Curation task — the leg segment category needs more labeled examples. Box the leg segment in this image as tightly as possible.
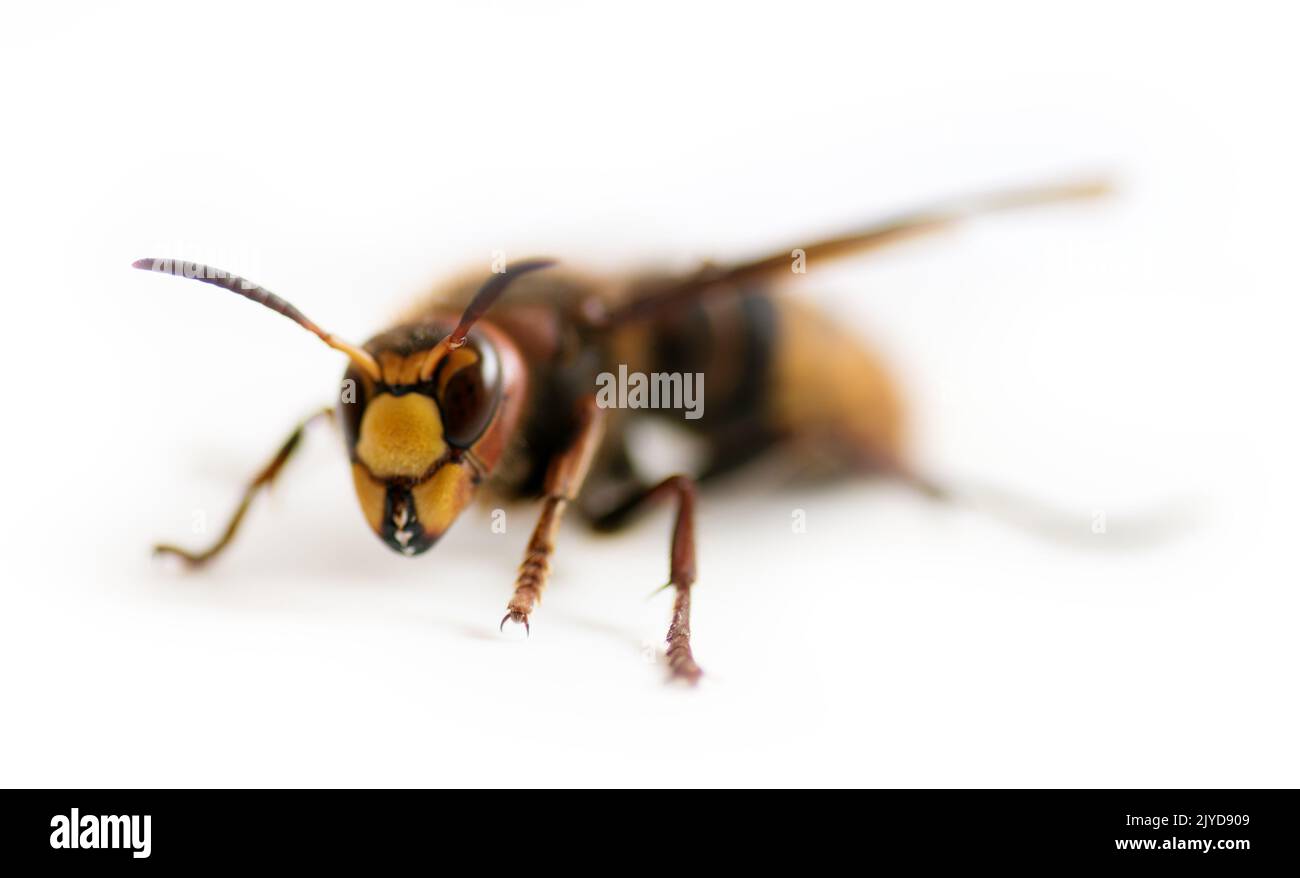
[589,475,703,683]
[501,397,606,632]
[154,407,334,566]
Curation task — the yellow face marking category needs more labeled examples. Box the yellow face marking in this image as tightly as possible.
[355,392,447,479]
[436,346,480,397]
[377,351,427,387]
[410,462,474,536]
[350,462,387,533]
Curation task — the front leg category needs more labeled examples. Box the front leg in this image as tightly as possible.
[501,396,605,633]
[155,407,334,566]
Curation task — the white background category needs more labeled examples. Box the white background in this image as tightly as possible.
[2,1,1298,787]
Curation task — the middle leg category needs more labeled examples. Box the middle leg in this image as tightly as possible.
[586,474,703,683]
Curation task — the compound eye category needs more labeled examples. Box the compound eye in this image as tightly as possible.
[339,364,371,452]
[434,339,502,448]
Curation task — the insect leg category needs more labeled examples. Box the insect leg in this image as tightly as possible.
[154,407,335,566]
[828,435,1189,548]
[501,396,606,633]
[585,475,703,684]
